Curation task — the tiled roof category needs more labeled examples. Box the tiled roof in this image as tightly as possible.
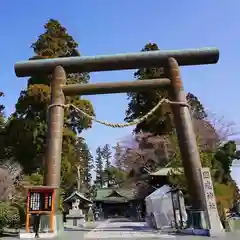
[150,167,183,176]
[63,191,92,203]
[100,197,129,203]
[95,188,136,201]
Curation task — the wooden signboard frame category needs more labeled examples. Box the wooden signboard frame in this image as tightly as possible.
[25,186,56,233]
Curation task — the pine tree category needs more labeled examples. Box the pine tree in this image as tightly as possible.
[95,146,104,188]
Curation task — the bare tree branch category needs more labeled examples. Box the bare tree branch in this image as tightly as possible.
[206,111,240,145]
[113,132,171,173]
[0,161,23,201]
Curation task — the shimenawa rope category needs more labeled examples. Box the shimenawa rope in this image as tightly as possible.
[48,98,189,128]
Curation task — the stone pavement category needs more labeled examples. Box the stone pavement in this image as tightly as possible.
[83,219,175,239]
[83,218,240,240]
[1,219,240,239]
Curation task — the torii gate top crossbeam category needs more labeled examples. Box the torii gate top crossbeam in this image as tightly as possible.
[14,47,219,77]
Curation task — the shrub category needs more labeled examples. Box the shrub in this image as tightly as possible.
[0,202,21,230]
[11,202,26,226]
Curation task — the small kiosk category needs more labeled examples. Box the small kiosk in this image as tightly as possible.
[21,186,61,238]
[145,185,188,230]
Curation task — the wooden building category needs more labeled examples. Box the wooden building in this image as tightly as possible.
[94,188,142,219]
[148,167,183,188]
[93,168,183,220]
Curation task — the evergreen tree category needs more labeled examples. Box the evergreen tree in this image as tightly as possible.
[0,92,13,163]
[113,142,123,168]
[73,137,86,191]
[125,43,210,135]
[125,43,172,134]
[101,144,112,187]
[215,140,239,183]
[186,93,207,120]
[95,146,104,188]
[0,92,5,129]
[0,92,6,161]
[102,144,112,169]
[4,19,94,189]
[74,137,94,192]
[82,142,94,190]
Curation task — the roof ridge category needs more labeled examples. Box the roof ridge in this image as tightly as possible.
[63,190,92,203]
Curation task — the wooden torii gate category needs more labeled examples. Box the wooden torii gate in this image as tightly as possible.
[14,47,219,225]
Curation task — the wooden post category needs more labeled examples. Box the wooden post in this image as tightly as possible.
[167,57,207,212]
[26,191,30,232]
[44,66,66,212]
[50,189,56,232]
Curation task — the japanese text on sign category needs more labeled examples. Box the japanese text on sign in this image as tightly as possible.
[208,201,216,209]
[204,181,213,190]
[29,191,53,212]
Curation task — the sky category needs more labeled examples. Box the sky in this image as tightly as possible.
[1,0,240,184]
